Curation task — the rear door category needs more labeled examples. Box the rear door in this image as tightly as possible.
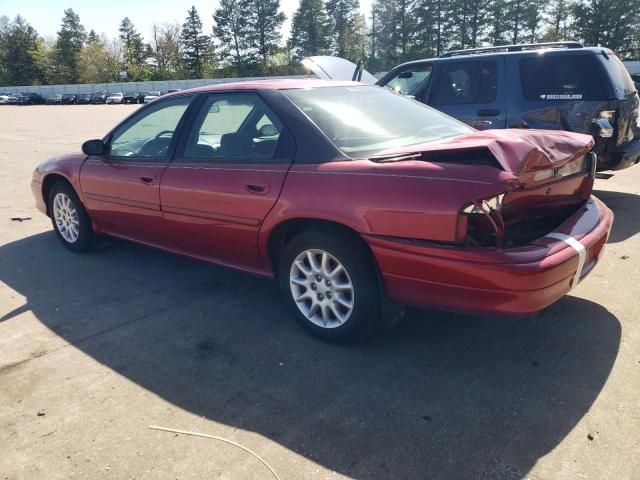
[160,92,295,272]
[427,59,506,130]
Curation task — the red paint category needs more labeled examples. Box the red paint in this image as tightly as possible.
[31,80,614,316]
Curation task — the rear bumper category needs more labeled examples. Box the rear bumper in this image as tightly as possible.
[600,138,640,171]
[366,196,613,315]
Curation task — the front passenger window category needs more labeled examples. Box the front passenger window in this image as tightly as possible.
[109,95,193,159]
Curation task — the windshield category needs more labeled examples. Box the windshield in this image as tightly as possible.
[283,85,471,157]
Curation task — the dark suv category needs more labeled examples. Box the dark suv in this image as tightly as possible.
[377,42,640,171]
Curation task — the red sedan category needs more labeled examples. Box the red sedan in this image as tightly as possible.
[31,80,613,342]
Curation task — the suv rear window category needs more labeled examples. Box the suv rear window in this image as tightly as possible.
[519,55,605,101]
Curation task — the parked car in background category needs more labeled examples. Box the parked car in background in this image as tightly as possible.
[309,42,640,171]
[31,80,613,342]
[6,94,19,104]
[378,43,640,171]
[16,92,44,105]
[143,91,161,103]
[61,94,77,105]
[46,94,63,105]
[76,93,92,104]
[106,92,124,104]
[135,91,150,103]
[90,91,109,104]
[167,88,181,94]
[0,93,13,104]
[122,92,139,104]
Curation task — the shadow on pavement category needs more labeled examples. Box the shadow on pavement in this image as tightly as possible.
[0,232,621,479]
[594,189,640,244]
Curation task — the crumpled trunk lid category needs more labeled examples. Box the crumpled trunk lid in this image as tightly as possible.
[376,128,594,178]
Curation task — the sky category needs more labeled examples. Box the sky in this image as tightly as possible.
[0,0,373,42]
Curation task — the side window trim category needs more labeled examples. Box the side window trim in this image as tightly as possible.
[174,91,294,164]
[105,94,197,162]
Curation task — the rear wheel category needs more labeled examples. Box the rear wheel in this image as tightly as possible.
[279,227,381,343]
[48,181,93,252]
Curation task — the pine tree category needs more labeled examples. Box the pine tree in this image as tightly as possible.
[573,0,640,55]
[50,8,85,83]
[288,0,332,59]
[245,0,286,69]
[213,0,251,73]
[542,0,574,41]
[119,17,146,77]
[181,6,211,78]
[87,29,99,44]
[326,0,362,59]
[0,15,45,85]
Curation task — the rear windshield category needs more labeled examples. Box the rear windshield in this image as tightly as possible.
[283,85,471,157]
[600,53,637,97]
[519,55,605,101]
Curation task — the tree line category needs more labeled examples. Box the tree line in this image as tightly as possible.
[1,0,639,87]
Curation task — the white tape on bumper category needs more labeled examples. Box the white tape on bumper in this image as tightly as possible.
[546,233,586,289]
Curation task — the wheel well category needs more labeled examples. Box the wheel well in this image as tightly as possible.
[267,219,368,275]
[42,174,73,216]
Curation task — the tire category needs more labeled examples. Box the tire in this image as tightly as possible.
[48,181,94,253]
[279,226,381,343]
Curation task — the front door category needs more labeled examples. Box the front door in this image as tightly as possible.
[80,95,194,243]
[160,92,294,272]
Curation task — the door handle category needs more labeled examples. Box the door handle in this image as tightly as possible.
[246,183,270,195]
[477,109,500,117]
[140,176,157,185]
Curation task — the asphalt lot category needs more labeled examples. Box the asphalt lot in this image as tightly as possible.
[0,105,639,480]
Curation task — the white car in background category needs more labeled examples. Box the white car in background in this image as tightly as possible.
[0,92,13,104]
[143,91,162,103]
[106,92,124,104]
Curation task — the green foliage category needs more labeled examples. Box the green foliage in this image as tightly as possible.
[2,0,640,87]
[573,0,640,55]
[0,15,45,86]
[119,17,146,79]
[246,0,286,66]
[181,6,212,78]
[77,36,119,83]
[213,0,251,73]
[288,0,332,59]
[49,8,85,84]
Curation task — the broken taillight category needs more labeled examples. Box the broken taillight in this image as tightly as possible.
[458,193,506,247]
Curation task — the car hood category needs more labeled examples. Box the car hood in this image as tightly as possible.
[374,129,595,176]
[300,56,377,84]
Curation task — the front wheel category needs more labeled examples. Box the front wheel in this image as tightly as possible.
[279,227,381,343]
[48,182,94,252]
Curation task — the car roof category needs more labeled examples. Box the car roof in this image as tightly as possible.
[391,46,610,69]
[171,79,364,96]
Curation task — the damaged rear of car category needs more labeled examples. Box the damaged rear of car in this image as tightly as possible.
[280,84,613,317]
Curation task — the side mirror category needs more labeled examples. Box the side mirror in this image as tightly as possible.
[82,139,107,156]
[258,124,279,137]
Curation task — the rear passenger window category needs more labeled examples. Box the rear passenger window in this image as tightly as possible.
[431,61,497,105]
[519,55,605,101]
[182,93,284,162]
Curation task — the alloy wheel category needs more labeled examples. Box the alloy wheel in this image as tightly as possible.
[52,192,80,243]
[289,249,355,328]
